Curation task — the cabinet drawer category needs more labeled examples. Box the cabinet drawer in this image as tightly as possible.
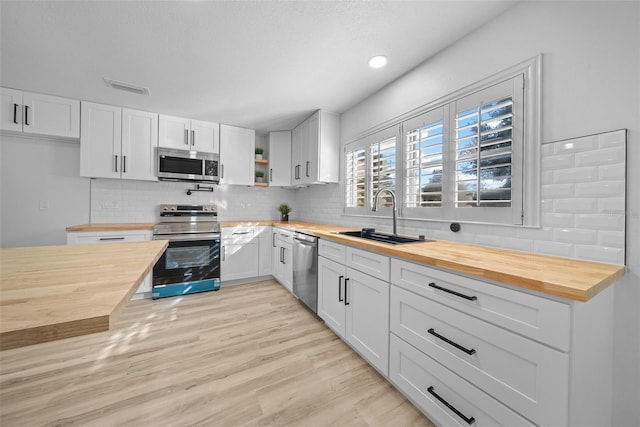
[222,226,255,241]
[391,285,568,426]
[390,334,535,427]
[347,247,389,281]
[71,232,148,244]
[391,258,570,351]
[319,239,346,263]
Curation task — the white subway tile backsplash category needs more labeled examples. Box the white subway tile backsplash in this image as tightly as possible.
[575,181,625,197]
[541,170,554,185]
[533,240,574,258]
[541,183,574,198]
[597,129,626,148]
[574,245,625,264]
[575,146,625,167]
[598,230,626,248]
[598,164,626,180]
[553,166,598,183]
[541,212,574,227]
[542,154,574,170]
[575,213,625,230]
[553,228,597,245]
[554,198,596,213]
[501,237,534,252]
[552,135,597,154]
[597,197,626,215]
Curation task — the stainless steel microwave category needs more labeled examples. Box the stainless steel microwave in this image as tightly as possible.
[157,148,220,183]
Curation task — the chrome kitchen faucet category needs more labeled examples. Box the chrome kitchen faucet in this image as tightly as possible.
[372,188,397,236]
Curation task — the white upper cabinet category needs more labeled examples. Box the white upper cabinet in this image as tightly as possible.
[291,110,340,185]
[268,131,291,186]
[80,101,157,181]
[1,87,79,138]
[158,114,219,154]
[219,124,255,186]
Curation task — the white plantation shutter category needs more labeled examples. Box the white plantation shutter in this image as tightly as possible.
[345,144,366,208]
[452,76,523,224]
[403,107,447,219]
[369,136,397,207]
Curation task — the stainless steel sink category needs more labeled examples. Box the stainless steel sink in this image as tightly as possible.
[335,229,431,245]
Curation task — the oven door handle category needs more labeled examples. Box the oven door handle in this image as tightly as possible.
[154,233,221,242]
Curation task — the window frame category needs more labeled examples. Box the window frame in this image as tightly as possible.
[342,55,541,227]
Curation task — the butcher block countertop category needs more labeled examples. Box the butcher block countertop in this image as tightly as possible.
[0,240,168,350]
[66,223,155,231]
[223,220,626,302]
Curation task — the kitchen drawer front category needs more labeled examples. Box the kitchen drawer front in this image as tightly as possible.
[391,258,570,351]
[346,246,389,281]
[319,239,346,264]
[390,334,536,427]
[222,226,255,242]
[391,285,568,426]
[69,231,149,244]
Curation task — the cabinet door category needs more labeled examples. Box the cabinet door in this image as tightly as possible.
[220,124,255,185]
[274,240,293,292]
[271,229,281,280]
[121,108,158,181]
[291,123,304,184]
[304,111,319,183]
[190,120,219,154]
[345,267,390,375]
[80,102,122,179]
[0,87,23,132]
[22,91,80,138]
[158,114,190,150]
[257,226,272,276]
[221,238,260,281]
[318,256,347,338]
[268,131,292,186]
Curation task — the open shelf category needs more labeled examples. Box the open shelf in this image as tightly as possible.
[254,182,268,187]
[255,159,268,165]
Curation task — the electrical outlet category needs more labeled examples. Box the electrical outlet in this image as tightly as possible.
[38,200,50,210]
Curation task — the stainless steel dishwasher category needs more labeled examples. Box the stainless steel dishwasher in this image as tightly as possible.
[292,231,318,313]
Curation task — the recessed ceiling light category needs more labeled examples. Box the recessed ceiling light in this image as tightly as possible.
[368,55,388,69]
[103,78,150,96]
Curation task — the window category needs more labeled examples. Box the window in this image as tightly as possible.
[344,126,398,215]
[344,57,540,226]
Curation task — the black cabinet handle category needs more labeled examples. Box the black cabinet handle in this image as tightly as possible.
[427,386,475,425]
[269,168,273,182]
[222,245,226,261]
[344,278,350,305]
[272,233,276,248]
[338,275,344,302]
[13,103,18,124]
[191,129,195,146]
[99,237,125,241]
[428,282,477,301]
[221,164,224,179]
[428,328,476,355]
[184,129,189,145]
[114,155,118,172]
[122,155,127,173]
[24,105,30,125]
[306,160,310,177]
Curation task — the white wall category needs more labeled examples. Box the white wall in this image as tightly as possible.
[298,1,639,425]
[0,135,90,247]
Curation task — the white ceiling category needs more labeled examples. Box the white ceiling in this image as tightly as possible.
[0,1,517,134]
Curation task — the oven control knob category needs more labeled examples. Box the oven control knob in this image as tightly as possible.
[163,207,168,211]
[171,207,176,211]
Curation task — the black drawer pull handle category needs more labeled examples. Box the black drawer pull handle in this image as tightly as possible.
[428,282,477,301]
[427,386,475,425]
[338,275,344,302]
[13,103,19,124]
[99,237,125,241]
[428,328,476,355]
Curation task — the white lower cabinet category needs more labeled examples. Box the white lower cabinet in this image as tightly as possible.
[272,227,293,292]
[66,229,153,297]
[390,334,535,427]
[318,240,389,375]
[389,258,614,427]
[221,226,259,282]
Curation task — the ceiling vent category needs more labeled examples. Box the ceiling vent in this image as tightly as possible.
[103,78,150,96]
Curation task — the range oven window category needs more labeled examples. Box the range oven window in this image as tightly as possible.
[153,238,220,286]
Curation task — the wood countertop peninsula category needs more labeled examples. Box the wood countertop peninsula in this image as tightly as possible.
[0,240,168,350]
[66,223,155,231]
[221,220,626,302]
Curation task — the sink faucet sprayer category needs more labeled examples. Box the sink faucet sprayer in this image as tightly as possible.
[372,188,397,235]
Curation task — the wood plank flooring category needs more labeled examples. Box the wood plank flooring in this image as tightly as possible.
[0,280,434,426]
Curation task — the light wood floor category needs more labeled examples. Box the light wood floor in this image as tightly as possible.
[1,280,434,426]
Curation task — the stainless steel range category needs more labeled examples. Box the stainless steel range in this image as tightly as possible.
[152,204,221,299]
